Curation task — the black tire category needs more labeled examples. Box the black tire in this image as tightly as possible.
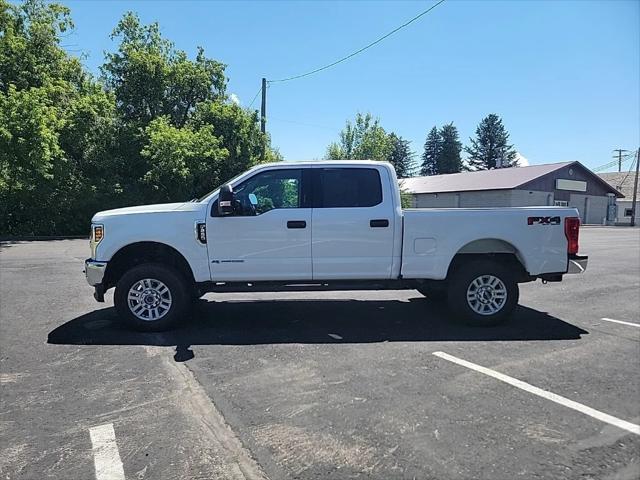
[114,263,190,332]
[417,283,447,302]
[446,259,519,326]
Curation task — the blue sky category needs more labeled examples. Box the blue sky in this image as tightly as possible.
[63,0,639,172]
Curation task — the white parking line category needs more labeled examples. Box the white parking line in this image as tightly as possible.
[601,317,640,328]
[89,423,125,480]
[433,351,640,436]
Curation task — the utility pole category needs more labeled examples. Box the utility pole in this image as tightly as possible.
[260,77,267,160]
[613,149,629,172]
[631,148,639,227]
[260,78,267,134]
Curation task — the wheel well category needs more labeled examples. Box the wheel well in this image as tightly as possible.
[457,238,519,255]
[104,242,195,289]
[448,239,530,282]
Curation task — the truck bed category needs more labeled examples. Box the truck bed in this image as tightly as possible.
[400,206,577,279]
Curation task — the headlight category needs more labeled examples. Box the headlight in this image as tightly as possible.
[93,224,104,243]
[90,223,104,259]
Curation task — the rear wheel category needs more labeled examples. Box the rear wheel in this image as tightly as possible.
[447,259,519,326]
[114,263,190,332]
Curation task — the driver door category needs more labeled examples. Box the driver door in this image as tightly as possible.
[206,168,312,281]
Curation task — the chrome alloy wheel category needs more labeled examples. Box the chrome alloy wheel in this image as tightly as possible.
[127,278,172,321]
[466,275,507,316]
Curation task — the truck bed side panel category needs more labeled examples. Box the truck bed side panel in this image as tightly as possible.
[400,207,576,279]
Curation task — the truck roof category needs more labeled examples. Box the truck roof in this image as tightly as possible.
[256,160,392,168]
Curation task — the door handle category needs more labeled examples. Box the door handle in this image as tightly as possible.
[370,219,389,228]
[287,220,307,229]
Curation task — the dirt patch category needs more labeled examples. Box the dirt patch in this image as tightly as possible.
[253,423,377,476]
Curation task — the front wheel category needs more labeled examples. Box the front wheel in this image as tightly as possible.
[447,259,519,326]
[114,263,190,332]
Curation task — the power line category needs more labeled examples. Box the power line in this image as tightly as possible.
[247,86,262,109]
[593,154,634,172]
[268,0,447,84]
[618,151,638,187]
[612,148,630,172]
[593,159,621,172]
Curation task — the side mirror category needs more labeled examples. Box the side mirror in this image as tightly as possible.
[218,184,234,216]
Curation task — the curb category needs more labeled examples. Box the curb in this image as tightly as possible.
[0,235,88,242]
[581,225,639,228]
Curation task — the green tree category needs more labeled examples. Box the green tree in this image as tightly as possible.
[326,113,393,162]
[399,187,414,208]
[0,0,114,235]
[55,83,120,231]
[0,1,282,235]
[191,101,278,183]
[102,12,275,200]
[387,133,416,177]
[438,122,463,174]
[0,84,63,234]
[101,12,226,127]
[140,116,228,202]
[0,0,84,93]
[0,82,119,235]
[420,126,441,176]
[100,12,226,200]
[465,114,517,170]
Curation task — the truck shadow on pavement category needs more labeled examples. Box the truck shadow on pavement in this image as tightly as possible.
[48,297,588,353]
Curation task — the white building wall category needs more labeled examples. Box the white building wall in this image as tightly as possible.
[414,193,459,208]
[413,190,551,208]
[569,194,610,224]
[614,200,640,225]
[459,190,512,207]
[411,189,611,224]
[509,190,553,206]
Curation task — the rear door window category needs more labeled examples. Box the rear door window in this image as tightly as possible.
[314,168,382,208]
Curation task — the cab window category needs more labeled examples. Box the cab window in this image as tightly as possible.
[314,168,382,208]
[232,169,302,216]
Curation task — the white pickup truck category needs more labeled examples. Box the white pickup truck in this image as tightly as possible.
[85,160,587,331]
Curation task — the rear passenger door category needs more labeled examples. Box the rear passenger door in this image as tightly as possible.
[311,167,396,280]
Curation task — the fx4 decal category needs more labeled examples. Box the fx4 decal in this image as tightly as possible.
[527,216,561,225]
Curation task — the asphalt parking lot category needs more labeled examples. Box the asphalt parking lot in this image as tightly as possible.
[1,227,639,480]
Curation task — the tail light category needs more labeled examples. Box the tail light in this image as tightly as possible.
[564,217,580,254]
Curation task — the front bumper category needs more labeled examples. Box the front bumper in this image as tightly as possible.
[85,259,107,286]
[567,254,588,274]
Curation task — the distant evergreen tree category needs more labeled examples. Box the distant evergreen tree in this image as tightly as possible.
[387,133,416,177]
[465,114,517,170]
[438,123,463,174]
[420,126,441,176]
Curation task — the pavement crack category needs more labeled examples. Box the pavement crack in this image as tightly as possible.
[144,346,268,480]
